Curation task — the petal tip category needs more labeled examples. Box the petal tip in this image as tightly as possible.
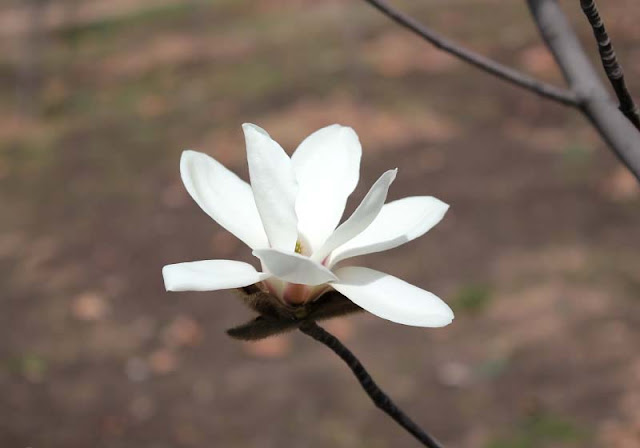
[180,149,198,163]
[161,265,174,291]
[409,308,454,328]
[435,316,454,328]
[433,306,455,327]
[180,149,208,169]
[433,196,450,211]
[432,198,451,222]
[242,122,269,138]
[336,124,357,135]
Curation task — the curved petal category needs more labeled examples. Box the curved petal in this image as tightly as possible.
[291,125,361,253]
[312,169,397,263]
[243,123,298,251]
[253,248,338,285]
[329,196,449,266]
[163,260,269,292]
[180,150,268,249]
[332,267,453,327]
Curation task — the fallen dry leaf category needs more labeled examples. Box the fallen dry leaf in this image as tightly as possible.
[71,292,109,321]
[519,44,560,80]
[137,94,168,118]
[149,349,178,374]
[365,30,457,77]
[323,317,354,341]
[163,315,203,348]
[601,166,640,201]
[242,334,291,359]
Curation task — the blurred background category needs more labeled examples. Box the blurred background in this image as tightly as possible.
[1,0,640,446]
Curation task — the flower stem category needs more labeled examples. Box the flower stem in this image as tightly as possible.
[299,321,444,448]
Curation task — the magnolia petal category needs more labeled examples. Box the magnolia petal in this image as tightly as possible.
[243,123,298,251]
[291,125,361,253]
[180,150,268,249]
[329,196,449,266]
[312,169,397,263]
[163,260,269,292]
[332,266,454,327]
[253,248,338,285]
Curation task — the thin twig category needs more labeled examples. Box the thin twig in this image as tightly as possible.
[299,321,444,448]
[526,0,640,182]
[361,0,578,106]
[579,0,640,130]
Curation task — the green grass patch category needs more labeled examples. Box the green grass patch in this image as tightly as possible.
[559,143,594,181]
[5,354,48,382]
[475,357,510,380]
[56,3,199,44]
[452,283,493,314]
[486,412,587,448]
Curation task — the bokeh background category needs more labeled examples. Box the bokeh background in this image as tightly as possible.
[2,0,640,446]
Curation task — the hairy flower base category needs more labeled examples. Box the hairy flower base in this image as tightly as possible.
[227,285,363,341]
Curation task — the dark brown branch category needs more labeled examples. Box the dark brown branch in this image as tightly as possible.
[579,0,640,130]
[299,321,444,448]
[361,0,578,106]
[526,0,640,182]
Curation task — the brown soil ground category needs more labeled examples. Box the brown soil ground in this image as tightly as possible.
[1,1,640,447]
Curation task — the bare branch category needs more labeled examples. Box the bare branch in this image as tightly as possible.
[579,0,640,130]
[526,0,640,182]
[300,321,445,448]
[361,0,578,106]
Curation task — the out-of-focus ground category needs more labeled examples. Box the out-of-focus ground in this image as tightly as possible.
[1,0,640,446]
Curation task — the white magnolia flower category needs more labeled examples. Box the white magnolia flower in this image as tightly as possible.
[163,124,454,327]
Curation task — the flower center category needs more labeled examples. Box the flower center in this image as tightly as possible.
[294,233,312,256]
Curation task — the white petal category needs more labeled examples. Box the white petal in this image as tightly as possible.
[329,196,449,266]
[312,169,397,263]
[253,248,338,285]
[163,260,269,292]
[243,123,299,251]
[291,125,361,253]
[180,150,268,249]
[332,267,453,327]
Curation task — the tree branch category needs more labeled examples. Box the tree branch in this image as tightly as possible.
[579,0,640,130]
[299,321,444,448]
[361,0,578,106]
[526,0,640,182]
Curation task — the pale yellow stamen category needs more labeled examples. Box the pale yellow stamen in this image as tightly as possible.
[294,240,303,254]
